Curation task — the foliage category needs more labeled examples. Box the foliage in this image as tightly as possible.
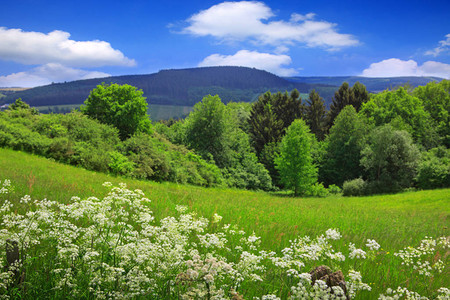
[343,178,367,196]
[183,95,230,167]
[305,89,327,140]
[0,106,223,188]
[360,87,438,148]
[183,95,272,190]
[326,82,369,130]
[321,106,368,187]
[275,119,317,196]
[415,147,450,189]
[413,80,450,147]
[361,125,420,194]
[80,83,152,139]
[327,184,342,195]
[7,98,39,115]
[108,151,135,176]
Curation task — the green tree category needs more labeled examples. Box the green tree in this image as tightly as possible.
[360,87,438,148]
[80,83,152,140]
[361,125,420,193]
[248,90,303,185]
[321,106,368,187]
[413,80,450,147]
[183,95,230,167]
[305,89,326,140]
[275,119,317,196]
[326,82,369,130]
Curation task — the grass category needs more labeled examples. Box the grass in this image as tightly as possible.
[0,147,449,298]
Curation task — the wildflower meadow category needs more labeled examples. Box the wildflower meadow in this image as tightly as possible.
[0,176,448,299]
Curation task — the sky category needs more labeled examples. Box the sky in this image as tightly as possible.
[0,0,449,87]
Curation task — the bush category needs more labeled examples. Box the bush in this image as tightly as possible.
[415,147,450,189]
[328,184,342,194]
[343,178,367,196]
[306,182,329,197]
[108,151,135,176]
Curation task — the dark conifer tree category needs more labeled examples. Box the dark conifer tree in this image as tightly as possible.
[351,81,370,112]
[305,89,326,140]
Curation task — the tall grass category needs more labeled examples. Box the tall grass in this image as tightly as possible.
[0,147,449,299]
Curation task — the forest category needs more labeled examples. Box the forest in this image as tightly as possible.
[1,79,449,196]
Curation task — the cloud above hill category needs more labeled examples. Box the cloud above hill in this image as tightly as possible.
[198,50,297,76]
[0,63,110,88]
[0,27,135,67]
[183,1,359,50]
[362,58,450,79]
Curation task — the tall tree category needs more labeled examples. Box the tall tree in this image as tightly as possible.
[326,82,353,130]
[248,90,303,185]
[183,95,230,167]
[81,83,151,140]
[321,106,368,187]
[361,125,420,193]
[326,82,369,130]
[305,89,327,140]
[351,81,370,111]
[413,80,450,147]
[360,87,438,148]
[275,119,317,196]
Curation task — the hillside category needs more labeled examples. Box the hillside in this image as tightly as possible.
[285,76,443,92]
[1,66,320,107]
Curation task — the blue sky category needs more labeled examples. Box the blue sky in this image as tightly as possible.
[0,0,449,87]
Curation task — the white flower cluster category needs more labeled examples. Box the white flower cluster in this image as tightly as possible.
[0,179,11,194]
[348,243,366,259]
[289,273,348,300]
[378,286,428,300]
[394,236,448,277]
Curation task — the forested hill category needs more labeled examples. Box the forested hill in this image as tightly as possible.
[2,67,443,108]
[285,76,443,92]
[2,66,320,107]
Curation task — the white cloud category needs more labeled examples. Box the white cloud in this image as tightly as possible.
[0,27,135,67]
[198,50,297,76]
[362,58,450,79]
[425,34,450,57]
[0,63,110,87]
[183,1,358,50]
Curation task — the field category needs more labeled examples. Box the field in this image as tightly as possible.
[0,147,449,299]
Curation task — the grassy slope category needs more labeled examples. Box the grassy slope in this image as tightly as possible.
[1,147,448,251]
[1,147,449,297]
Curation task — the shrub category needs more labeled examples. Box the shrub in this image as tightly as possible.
[343,178,367,196]
[328,184,342,194]
[108,151,135,176]
[306,182,329,197]
[415,147,450,189]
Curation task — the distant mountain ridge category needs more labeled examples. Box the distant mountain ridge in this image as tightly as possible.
[285,76,444,92]
[1,67,319,107]
[1,67,444,110]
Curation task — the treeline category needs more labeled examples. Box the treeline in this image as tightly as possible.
[1,80,449,195]
[157,80,450,195]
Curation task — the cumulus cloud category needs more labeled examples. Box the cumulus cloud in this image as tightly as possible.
[198,50,297,76]
[362,58,450,79]
[183,1,358,50]
[0,63,110,87]
[0,27,136,67]
[425,34,450,57]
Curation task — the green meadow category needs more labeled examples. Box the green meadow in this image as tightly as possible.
[1,147,448,299]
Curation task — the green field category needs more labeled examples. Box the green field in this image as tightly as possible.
[0,147,449,299]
